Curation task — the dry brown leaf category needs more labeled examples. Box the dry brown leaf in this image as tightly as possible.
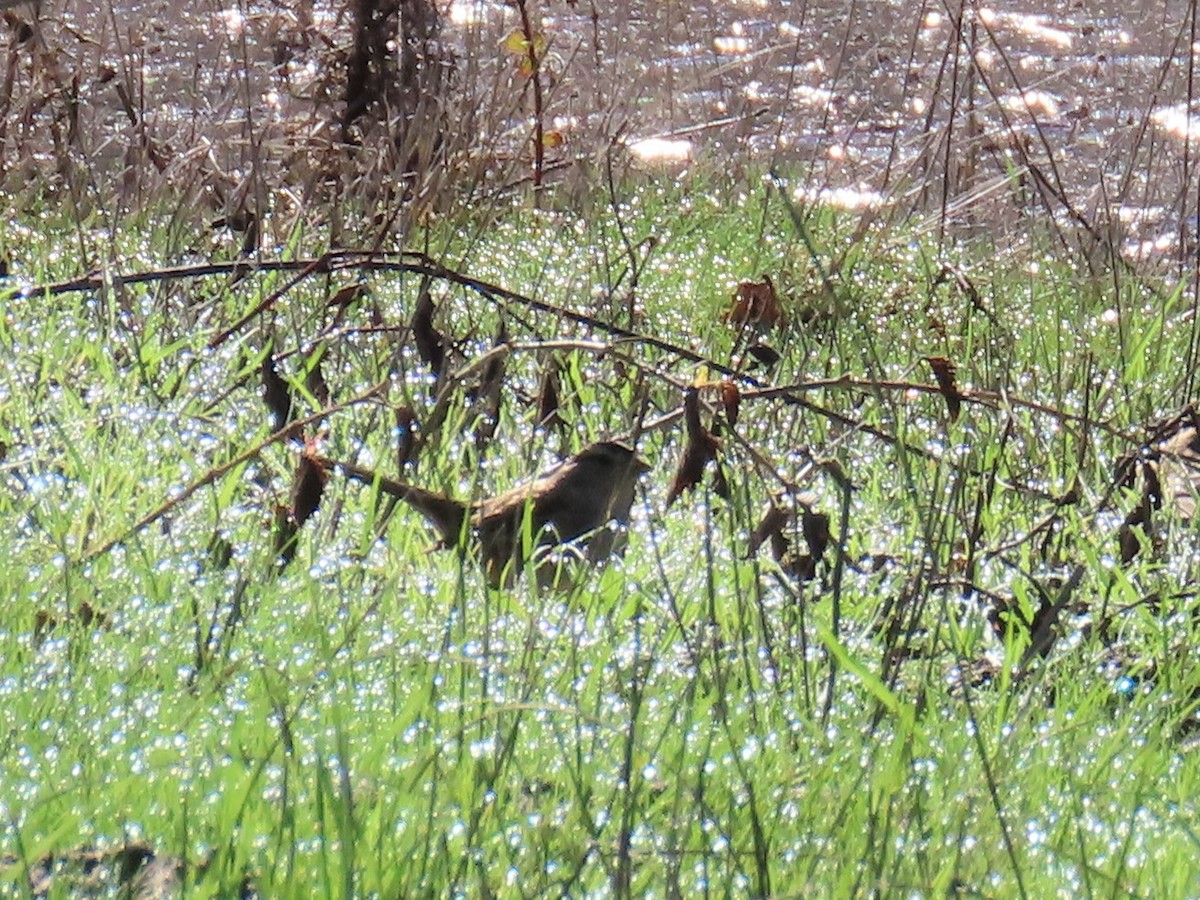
[273,503,300,568]
[33,609,56,645]
[747,500,789,558]
[726,275,784,329]
[240,214,260,256]
[5,12,33,43]
[747,497,830,582]
[802,510,832,561]
[261,349,292,432]
[327,283,367,311]
[305,349,331,407]
[667,388,720,506]
[745,343,781,369]
[1118,477,1154,565]
[412,280,446,376]
[925,356,963,422]
[473,322,508,450]
[76,601,108,631]
[395,405,416,471]
[325,283,368,331]
[33,603,110,646]
[290,445,329,527]
[720,379,740,427]
[712,463,730,500]
[785,552,819,581]
[537,358,565,431]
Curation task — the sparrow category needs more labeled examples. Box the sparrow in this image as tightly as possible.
[319,441,650,586]
[1156,425,1200,520]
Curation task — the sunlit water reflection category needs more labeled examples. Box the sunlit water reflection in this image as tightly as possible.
[13,0,1200,257]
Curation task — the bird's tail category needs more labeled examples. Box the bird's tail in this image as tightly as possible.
[316,456,468,544]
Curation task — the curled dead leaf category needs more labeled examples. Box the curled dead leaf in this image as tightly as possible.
[925,356,963,422]
[261,349,292,432]
[802,510,831,562]
[537,358,565,431]
[473,322,508,450]
[273,504,300,568]
[1117,507,1147,565]
[785,552,819,582]
[291,445,329,528]
[1117,465,1158,565]
[412,280,446,377]
[744,343,781,369]
[747,499,790,558]
[746,496,830,582]
[76,601,108,630]
[395,405,416,471]
[726,275,784,330]
[33,602,110,646]
[720,379,740,427]
[33,609,55,645]
[667,388,720,506]
[305,348,331,407]
[712,462,730,500]
[327,283,367,311]
[239,214,260,257]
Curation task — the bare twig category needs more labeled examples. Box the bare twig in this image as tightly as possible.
[79,380,388,562]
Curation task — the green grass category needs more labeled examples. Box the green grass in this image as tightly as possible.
[3,172,1200,897]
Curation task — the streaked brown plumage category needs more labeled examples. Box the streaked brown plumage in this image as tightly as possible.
[1157,425,1200,520]
[319,441,649,585]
